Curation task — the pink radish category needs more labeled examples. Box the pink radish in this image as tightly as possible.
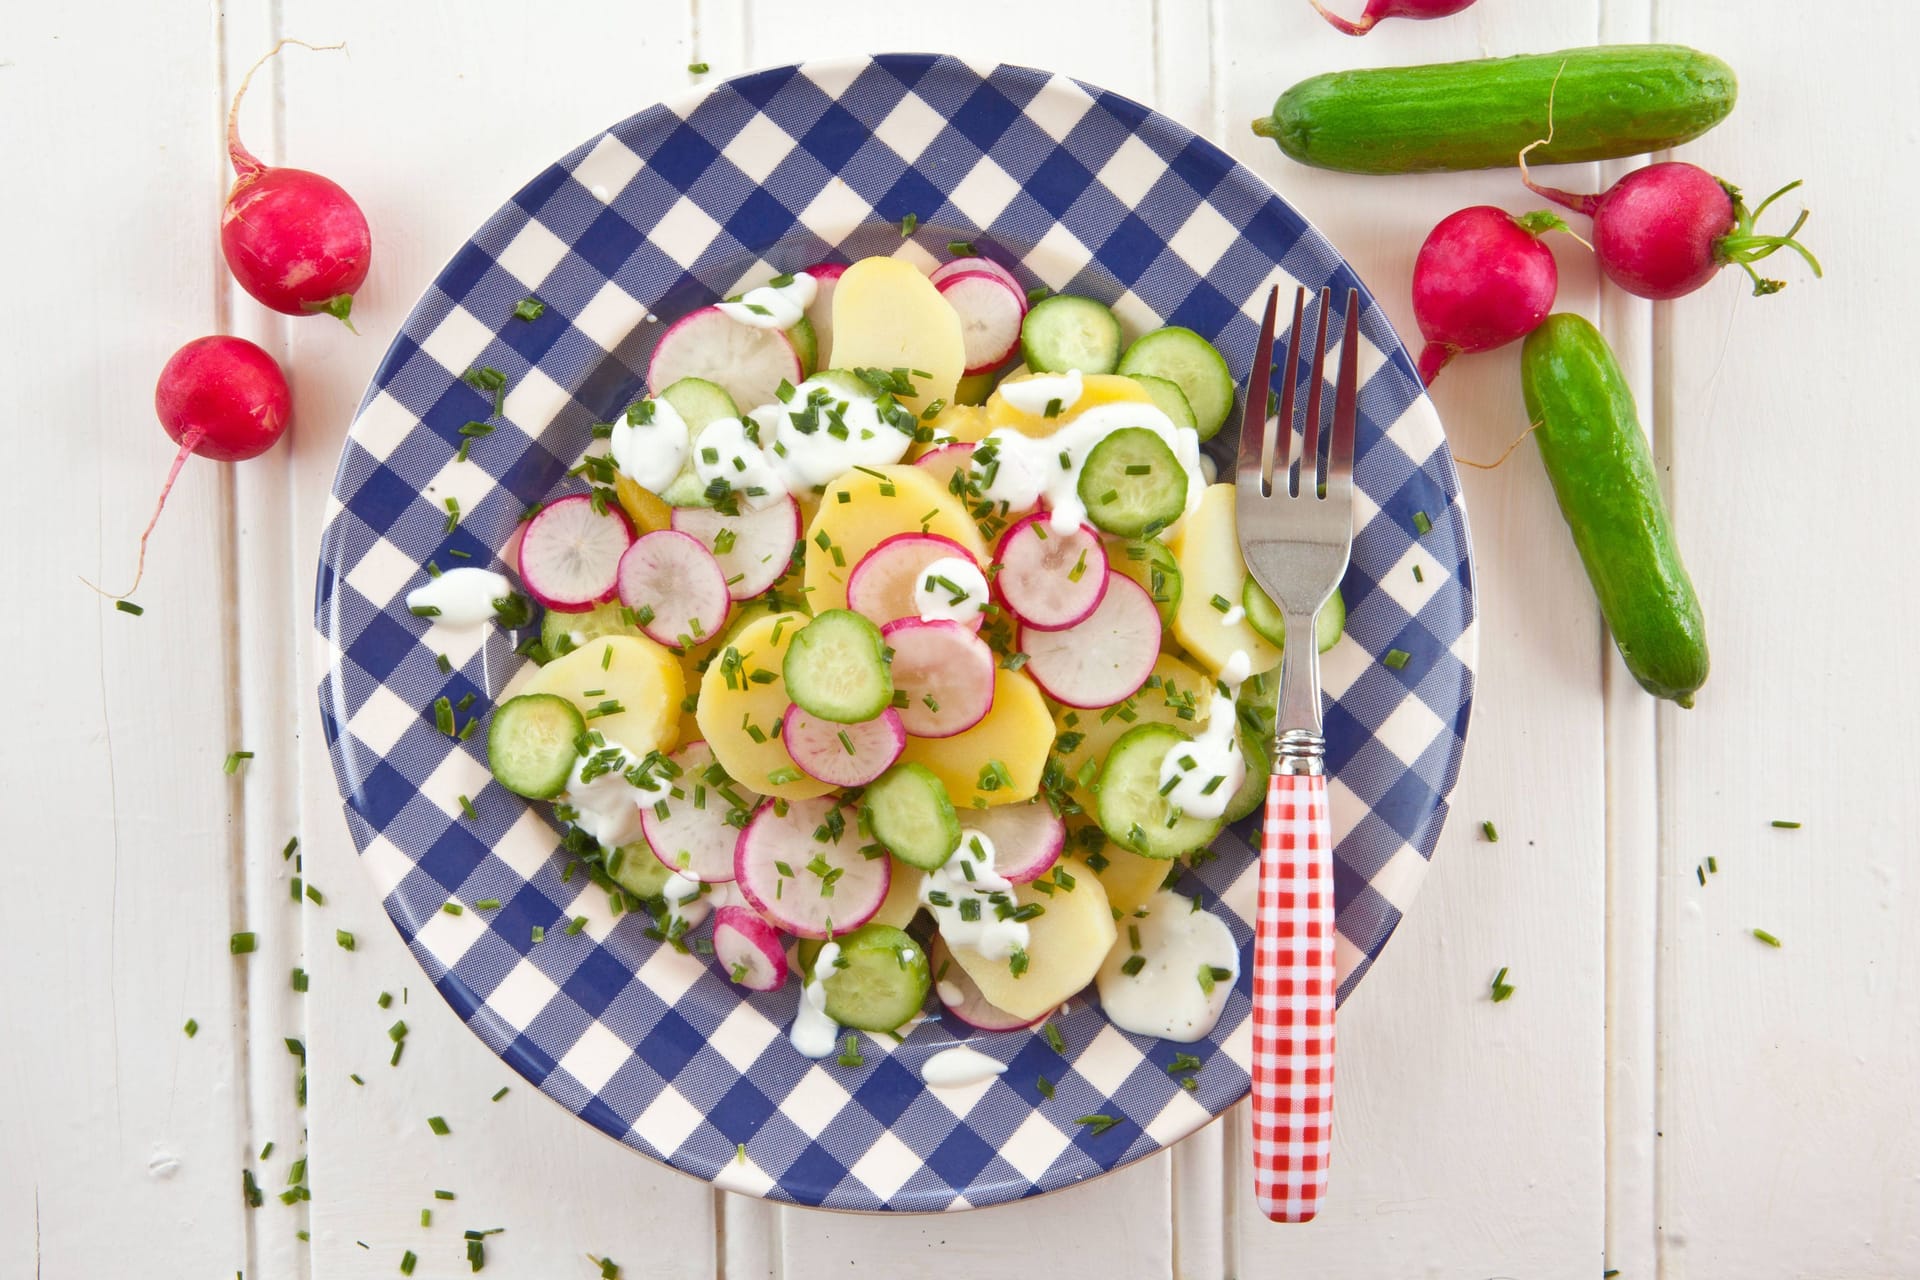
[617,530,732,646]
[930,256,1024,299]
[936,270,1026,375]
[881,619,997,738]
[671,496,801,601]
[966,803,1066,884]
[1310,0,1477,35]
[648,306,802,413]
[1522,160,1822,301]
[993,514,1109,630]
[222,42,371,327]
[782,706,906,787]
[802,262,846,368]
[1019,572,1161,708]
[914,442,974,494]
[1412,206,1569,384]
[713,906,790,992]
[929,937,1043,1031]
[734,797,890,939]
[88,336,292,600]
[846,532,982,630]
[518,493,632,612]
[640,741,741,883]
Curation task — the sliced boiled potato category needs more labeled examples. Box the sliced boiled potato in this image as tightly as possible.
[802,464,988,615]
[869,857,925,930]
[613,472,673,533]
[898,669,1051,809]
[696,611,832,800]
[829,257,963,415]
[1050,652,1216,803]
[985,372,1152,439]
[948,856,1115,1020]
[1168,484,1281,677]
[906,402,992,459]
[673,596,792,746]
[1093,846,1177,917]
[522,635,682,758]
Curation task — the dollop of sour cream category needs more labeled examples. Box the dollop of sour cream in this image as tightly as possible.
[717,271,817,330]
[1157,689,1246,822]
[913,555,989,626]
[404,567,513,628]
[920,1045,1008,1089]
[920,830,1029,962]
[996,368,1083,417]
[692,415,786,509]
[1218,648,1253,690]
[790,939,840,1058]
[686,375,920,512]
[978,400,1205,535]
[561,742,664,850]
[608,394,691,494]
[1096,890,1240,1042]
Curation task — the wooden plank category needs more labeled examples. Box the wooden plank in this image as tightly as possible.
[1214,3,1610,1273]
[1652,4,1920,1275]
[0,4,256,1278]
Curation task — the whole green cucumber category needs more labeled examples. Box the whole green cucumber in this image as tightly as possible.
[1521,315,1708,706]
[1254,45,1736,175]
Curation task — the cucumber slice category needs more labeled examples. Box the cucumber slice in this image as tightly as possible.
[539,598,642,661]
[788,316,819,377]
[486,693,586,800]
[1094,722,1226,860]
[650,377,742,507]
[1220,722,1269,825]
[861,762,962,871]
[1128,373,1197,433]
[810,923,931,1033]
[1077,427,1188,537]
[954,368,1003,405]
[783,609,893,724]
[608,841,675,899]
[1109,537,1183,628]
[1242,580,1346,653]
[1117,327,1235,440]
[1020,295,1122,375]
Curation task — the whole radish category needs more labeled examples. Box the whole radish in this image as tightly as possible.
[1412,206,1570,384]
[222,41,372,327]
[1310,0,1477,36]
[89,337,292,599]
[1523,159,1820,300]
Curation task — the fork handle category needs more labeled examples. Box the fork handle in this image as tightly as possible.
[1250,769,1336,1224]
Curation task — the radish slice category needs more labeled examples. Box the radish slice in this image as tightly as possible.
[846,532,981,630]
[936,270,1026,375]
[914,442,974,494]
[648,305,802,413]
[734,797,889,939]
[881,618,996,738]
[782,705,905,787]
[930,256,1025,301]
[802,262,846,368]
[930,937,1044,1031]
[616,529,731,648]
[517,494,632,612]
[713,906,789,992]
[993,513,1109,631]
[640,740,743,883]
[967,802,1066,884]
[1019,573,1161,708]
[671,495,801,601]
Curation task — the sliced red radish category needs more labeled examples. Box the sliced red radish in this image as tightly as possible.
[993,513,1109,631]
[881,618,996,738]
[846,532,981,630]
[936,270,1025,375]
[671,495,800,601]
[782,705,905,787]
[966,802,1065,884]
[930,256,1025,300]
[930,937,1044,1031]
[914,442,974,494]
[517,493,632,612]
[647,305,802,413]
[616,529,731,647]
[712,906,789,992]
[639,741,741,883]
[734,796,889,939]
[1018,572,1161,708]
[802,262,846,369]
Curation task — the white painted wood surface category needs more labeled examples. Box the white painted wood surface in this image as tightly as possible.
[5,1,1916,1276]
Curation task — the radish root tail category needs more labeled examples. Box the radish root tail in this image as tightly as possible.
[1455,420,1542,471]
[1309,0,1375,35]
[227,38,348,179]
[1517,61,1601,217]
[80,428,206,600]
[1716,179,1823,297]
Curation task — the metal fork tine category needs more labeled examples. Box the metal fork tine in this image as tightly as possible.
[1272,288,1306,495]
[1297,288,1331,497]
[1235,285,1282,498]
[1329,287,1361,486]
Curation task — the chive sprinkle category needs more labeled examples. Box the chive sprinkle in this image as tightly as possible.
[1708,856,1719,873]
[1076,1114,1119,1135]
[688,61,709,74]
[511,297,544,322]
[899,212,918,237]
[491,1086,509,1102]
[1412,510,1432,535]
[1752,928,1783,948]
[1489,967,1516,1002]
[400,1250,418,1275]
[229,932,257,955]
[336,929,355,951]
[427,1115,450,1136]
[183,1018,199,1037]
[1036,1076,1055,1099]
[1482,820,1499,843]
[1044,1022,1066,1054]
[435,1189,456,1200]
[1383,648,1411,670]
[223,750,254,775]
[1771,819,1802,829]
[115,600,144,615]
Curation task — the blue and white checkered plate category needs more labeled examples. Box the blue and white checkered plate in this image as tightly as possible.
[316,54,1476,1213]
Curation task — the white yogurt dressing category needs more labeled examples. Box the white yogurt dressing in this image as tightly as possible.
[661,867,706,931]
[1096,890,1239,1042]
[913,555,989,626]
[1219,604,1247,628]
[561,742,665,850]
[1218,648,1253,689]
[404,568,513,628]
[1157,690,1247,821]
[996,369,1083,417]
[717,271,817,330]
[920,1045,1008,1088]
[608,393,691,494]
[690,375,919,512]
[920,830,1028,962]
[692,415,786,510]
[790,939,841,1058]
[978,401,1205,535]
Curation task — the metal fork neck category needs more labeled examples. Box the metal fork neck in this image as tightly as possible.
[1271,609,1325,775]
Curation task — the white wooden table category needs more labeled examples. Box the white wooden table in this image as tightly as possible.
[8,1,1918,1275]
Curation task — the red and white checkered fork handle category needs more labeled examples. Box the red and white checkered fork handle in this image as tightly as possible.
[1250,770,1336,1223]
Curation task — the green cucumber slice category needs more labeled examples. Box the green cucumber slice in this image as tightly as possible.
[539,599,643,662]
[1094,722,1226,860]
[1117,326,1235,440]
[788,316,819,377]
[1077,427,1188,537]
[651,377,742,507]
[1128,373,1197,433]
[811,923,931,1033]
[1242,579,1346,653]
[1110,537,1183,628]
[861,762,962,871]
[486,693,586,800]
[1020,295,1122,375]
[782,609,893,723]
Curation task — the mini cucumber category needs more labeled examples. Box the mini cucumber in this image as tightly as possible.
[1254,45,1738,176]
[1521,315,1708,705]
[1077,427,1188,537]
[539,598,642,661]
[1110,537,1183,628]
[486,693,586,800]
[1117,329,1234,440]
[782,608,894,723]
[1094,722,1226,860]
[861,762,963,871]
[1242,580,1346,653]
[1128,373,1196,433]
[1020,295,1123,375]
[809,923,931,1032]
[651,377,743,507]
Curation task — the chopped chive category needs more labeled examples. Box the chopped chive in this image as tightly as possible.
[511,296,545,322]
[1752,928,1783,948]
[115,600,144,615]
[1771,819,1801,829]
[474,898,501,911]
[491,1086,509,1102]
[1043,397,1063,419]
[421,1208,433,1228]
[1383,648,1411,670]
[1697,865,1707,886]
[427,1115,450,1136]
[899,212,918,237]
[687,61,709,74]
[1209,594,1231,613]
[305,883,324,905]
[350,1073,363,1085]
[400,1250,418,1275]
[1036,1076,1055,1099]
[243,1168,263,1208]
[567,915,588,935]
[223,750,254,775]
[458,794,477,821]
[229,932,257,955]
[1412,564,1424,583]
[443,496,461,533]
[530,925,545,944]
[1120,954,1147,976]
[435,1189,456,1200]
[183,1018,199,1037]
[1490,967,1516,1002]
[1708,856,1719,873]
[1482,820,1499,843]
[335,929,355,951]
[1412,510,1432,535]
[1076,1114,1118,1136]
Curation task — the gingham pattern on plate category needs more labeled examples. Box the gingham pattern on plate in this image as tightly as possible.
[316,54,1476,1212]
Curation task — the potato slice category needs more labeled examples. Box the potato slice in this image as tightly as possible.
[613,473,673,533]
[1168,484,1281,677]
[947,856,1115,1021]
[985,372,1152,438]
[696,611,832,800]
[897,668,1051,809]
[868,857,925,930]
[522,635,683,758]
[1091,846,1175,917]
[829,257,963,415]
[1050,652,1215,800]
[802,464,988,615]
[906,402,992,459]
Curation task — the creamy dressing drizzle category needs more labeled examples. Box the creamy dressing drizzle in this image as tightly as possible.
[561,743,663,850]
[687,374,919,512]
[717,272,817,330]
[920,830,1028,961]
[608,394,691,494]
[913,555,989,626]
[1096,890,1239,1042]
[790,940,841,1058]
[1219,604,1246,628]
[405,568,514,628]
[977,400,1205,535]
[920,1045,1008,1088]
[996,369,1082,417]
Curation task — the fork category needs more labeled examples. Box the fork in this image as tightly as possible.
[1235,284,1360,1224]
